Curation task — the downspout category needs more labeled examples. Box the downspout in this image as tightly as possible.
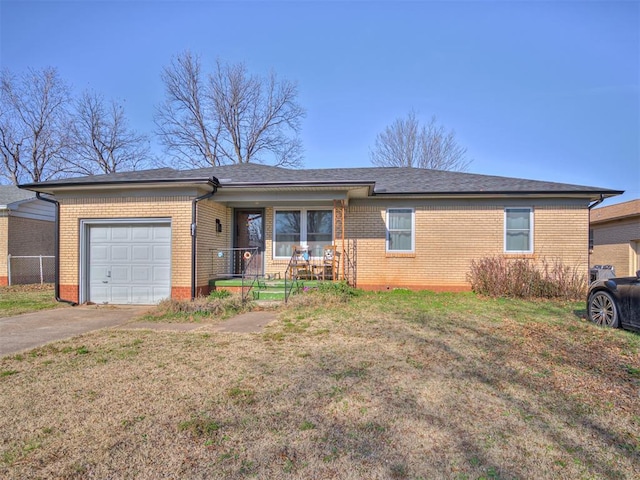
[35,192,78,306]
[586,194,605,273]
[191,180,219,300]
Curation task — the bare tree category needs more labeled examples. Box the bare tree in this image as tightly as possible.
[370,111,471,171]
[0,67,72,184]
[155,51,305,168]
[69,91,152,175]
[155,51,220,168]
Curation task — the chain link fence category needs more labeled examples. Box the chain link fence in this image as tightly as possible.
[7,255,55,285]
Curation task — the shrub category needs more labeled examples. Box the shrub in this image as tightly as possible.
[208,289,232,300]
[152,294,249,320]
[286,281,361,308]
[467,256,587,300]
[316,280,360,298]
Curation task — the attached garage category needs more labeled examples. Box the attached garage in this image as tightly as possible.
[81,220,171,304]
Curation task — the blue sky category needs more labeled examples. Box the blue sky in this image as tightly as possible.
[1,0,638,205]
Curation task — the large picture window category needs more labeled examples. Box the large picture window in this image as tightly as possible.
[505,208,533,253]
[274,209,332,258]
[387,208,414,252]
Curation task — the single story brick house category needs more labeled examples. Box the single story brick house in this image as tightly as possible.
[0,186,55,285]
[20,163,622,305]
[590,199,640,277]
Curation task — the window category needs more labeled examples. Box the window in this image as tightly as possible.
[274,209,332,258]
[505,208,533,253]
[387,208,414,252]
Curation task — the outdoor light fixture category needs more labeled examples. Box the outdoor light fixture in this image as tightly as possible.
[216,219,222,233]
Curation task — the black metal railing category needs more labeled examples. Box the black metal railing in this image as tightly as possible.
[240,247,260,302]
[284,249,299,303]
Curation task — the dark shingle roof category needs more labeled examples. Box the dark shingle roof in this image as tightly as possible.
[19,163,622,197]
[0,185,37,206]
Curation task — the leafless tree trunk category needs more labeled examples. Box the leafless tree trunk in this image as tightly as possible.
[0,67,72,184]
[155,51,305,169]
[69,91,153,175]
[370,111,471,171]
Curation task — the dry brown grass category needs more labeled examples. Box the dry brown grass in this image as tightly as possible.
[1,290,638,479]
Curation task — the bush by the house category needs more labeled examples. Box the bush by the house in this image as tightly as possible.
[152,293,248,319]
[467,256,587,300]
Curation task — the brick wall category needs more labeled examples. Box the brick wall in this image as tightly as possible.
[58,195,194,303]
[258,199,590,290]
[346,199,589,290]
[8,216,55,256]
[196,200,232,293]
[591,217,640,276]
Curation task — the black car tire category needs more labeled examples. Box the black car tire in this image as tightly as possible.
[588,291,620,328]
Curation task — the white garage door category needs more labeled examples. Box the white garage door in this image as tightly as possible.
[88,223,171,304]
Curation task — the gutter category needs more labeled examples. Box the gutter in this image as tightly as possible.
[588,194,605,210]
[191,179,220,300]
[35,193,78,306]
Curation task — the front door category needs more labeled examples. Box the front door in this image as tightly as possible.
[234,210,264,276]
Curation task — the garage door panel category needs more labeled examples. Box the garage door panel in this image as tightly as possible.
[91,245,109,262]
[111,227,132,242]
[132,245,151,261]
[110,266,131,283]
[132,266,151,282]
[88,222,171,305]
[132,227,153,241]
[153,245,171,261]
[91,285,109,300]
[90,266,110,281]
[131,287,152,304]
[153,265,171,282]
[90,227,110,242]
[111,245,131,262]
[153,227,171,241]
[110,287,130,304]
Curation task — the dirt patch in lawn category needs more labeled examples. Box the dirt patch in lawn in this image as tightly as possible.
[1,291,638,479]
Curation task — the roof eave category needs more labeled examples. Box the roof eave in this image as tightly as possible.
[19,177,220,194]
[219,181,376,195]
[371,190,624,200]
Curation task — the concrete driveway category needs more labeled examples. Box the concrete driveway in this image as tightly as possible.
[0,305,150,357]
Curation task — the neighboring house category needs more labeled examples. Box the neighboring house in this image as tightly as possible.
[20,164,622,305]
[590,199,640,277]
[0,186,56,285]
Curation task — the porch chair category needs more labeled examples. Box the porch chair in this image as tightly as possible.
[289,246,313,280]
[315,245,340,281]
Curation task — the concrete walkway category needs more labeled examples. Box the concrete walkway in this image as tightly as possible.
[209,311,278,333]
[1,306,278,358]
[0,305,150,357]
[122,310,278,334]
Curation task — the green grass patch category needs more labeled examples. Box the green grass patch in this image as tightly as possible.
[0,285,61,317]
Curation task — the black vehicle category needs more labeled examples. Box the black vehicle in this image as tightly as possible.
[587,270,640,332]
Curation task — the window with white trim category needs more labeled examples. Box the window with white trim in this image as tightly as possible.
[274,209,332,258]
[505,208,533,253]
[386,208,414,252]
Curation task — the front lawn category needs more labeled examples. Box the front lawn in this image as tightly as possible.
[0,284,62,317]
[1,290,638,479]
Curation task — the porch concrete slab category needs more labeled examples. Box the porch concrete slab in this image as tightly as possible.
[0,305,150,357]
